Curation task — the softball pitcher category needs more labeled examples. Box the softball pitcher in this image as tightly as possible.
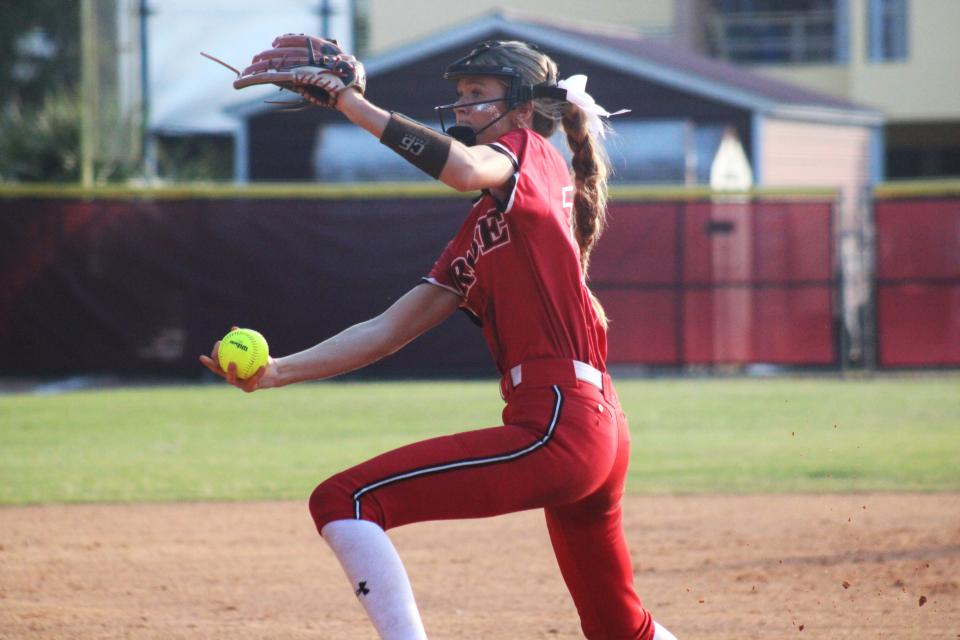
[202,38,676,640]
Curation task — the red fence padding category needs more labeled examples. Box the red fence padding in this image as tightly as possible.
[876,199,960,279]
[681,201,833,284]
[588,202,678,285]
[680,288,834,364]
[0,197,490,377]
[875,198,960,366]
[751,201,834,282]
[593,199,836,366]
[878,286,960,366]
[1,195,842,375]
[601,289,678,364]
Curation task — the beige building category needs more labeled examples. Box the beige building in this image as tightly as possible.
[691,0,960,180]
[362,0,958,180]
[364,1,675,54]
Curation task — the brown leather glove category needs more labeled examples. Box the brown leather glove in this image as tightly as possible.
[233,34,366,107]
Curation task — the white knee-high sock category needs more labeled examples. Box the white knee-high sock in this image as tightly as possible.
[321,519,427,640]
[653,620,678,639]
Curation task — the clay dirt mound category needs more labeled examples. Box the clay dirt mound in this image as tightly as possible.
[1,494,958,639]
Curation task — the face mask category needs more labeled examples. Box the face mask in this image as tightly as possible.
[435,97,514,147]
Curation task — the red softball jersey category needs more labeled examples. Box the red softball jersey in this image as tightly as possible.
[424,128,608,375]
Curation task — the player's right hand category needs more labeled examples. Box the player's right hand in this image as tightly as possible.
[199,330,278,393]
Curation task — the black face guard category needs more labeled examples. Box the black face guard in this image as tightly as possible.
[434,97,512,147]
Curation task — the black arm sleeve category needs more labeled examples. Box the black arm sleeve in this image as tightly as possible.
[379,112,453,179]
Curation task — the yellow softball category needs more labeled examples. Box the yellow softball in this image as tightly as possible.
[217,328,269,380]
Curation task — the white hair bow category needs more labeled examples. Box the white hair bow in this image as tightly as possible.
[557,74,630,139]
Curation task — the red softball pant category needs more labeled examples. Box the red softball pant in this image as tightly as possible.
[309,360,654,640]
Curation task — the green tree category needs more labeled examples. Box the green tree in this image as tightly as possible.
[0,1,83,181]
[0,89,80,181]
[0,89,138,183]
[0,1,81,106]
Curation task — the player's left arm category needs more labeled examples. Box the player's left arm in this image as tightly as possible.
[307,76,514,192]
[438,142,515,193]
[265,282,461,388]
[202,283,460,392]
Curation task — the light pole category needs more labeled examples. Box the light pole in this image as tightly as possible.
[138,0,158,180]
[318,0,333,38]
[80,0,98,187]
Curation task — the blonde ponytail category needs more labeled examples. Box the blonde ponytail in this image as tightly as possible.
[562,103,611,327]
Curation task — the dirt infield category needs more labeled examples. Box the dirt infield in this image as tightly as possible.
[1,494,957,639]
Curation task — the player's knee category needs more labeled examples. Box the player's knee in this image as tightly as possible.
[308,477,355,534]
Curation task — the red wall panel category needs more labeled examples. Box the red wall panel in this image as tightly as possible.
[680,200,832,284]
[876,199,960,280]
[752,201,833,282]
[875,198,960,366]
[592,202,678,285]
[681,201,715,284]
[1,195,843,374]
[878,285,960,366]
[592,198,836,365]
[751,288,835,363]
[599,289,678,364]
[682,287,834,364]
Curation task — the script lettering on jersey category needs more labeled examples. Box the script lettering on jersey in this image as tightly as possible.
[449,208,511,294]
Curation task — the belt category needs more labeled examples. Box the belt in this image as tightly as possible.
[500,358,608,401]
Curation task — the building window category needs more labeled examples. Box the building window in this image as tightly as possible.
[868,0,908,61]
[708,0,845,64]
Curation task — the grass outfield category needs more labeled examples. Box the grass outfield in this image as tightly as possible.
[0,376,957,505]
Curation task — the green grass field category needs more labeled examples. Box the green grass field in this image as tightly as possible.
[1,376,958,505]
